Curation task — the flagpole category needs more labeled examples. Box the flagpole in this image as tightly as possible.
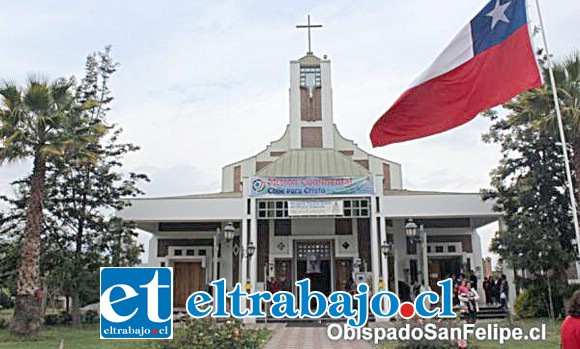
[534,0,580,280]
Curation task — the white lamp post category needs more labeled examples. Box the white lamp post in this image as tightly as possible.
[381,241,393,292]
[223,222,235,243]
[405,219,429,290]
[214,222,237,283]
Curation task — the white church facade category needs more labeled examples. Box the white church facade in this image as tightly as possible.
[120,45,499,309]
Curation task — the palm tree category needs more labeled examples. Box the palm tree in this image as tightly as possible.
[0,76,100,336]
[553,52,580,188]
[506,51,580,195]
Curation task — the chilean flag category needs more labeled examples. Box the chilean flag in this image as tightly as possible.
[370,0,542,147]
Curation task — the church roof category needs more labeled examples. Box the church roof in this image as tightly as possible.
[256,148,369,177]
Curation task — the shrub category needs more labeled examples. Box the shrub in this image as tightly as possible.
[0,289,14,309]
[0,318,9,329]
[151,318,270,349]
[44,311,73,326]
[513,284,563,319]
[82,309,99,324]
[514,290,539,318]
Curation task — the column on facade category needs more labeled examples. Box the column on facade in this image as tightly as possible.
[370,196,380,293]
[470,221,485,301]
[213,225,220,282]
[240,219,248,290]
[149,235,159,267]
[376,175,389,293]
[220,237,233,289]
[240,178,250,312]
[249,198,258,293]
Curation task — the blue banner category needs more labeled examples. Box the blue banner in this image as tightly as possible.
[249,176,374,197]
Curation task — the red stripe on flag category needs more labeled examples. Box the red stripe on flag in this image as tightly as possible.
[370,25,542,147]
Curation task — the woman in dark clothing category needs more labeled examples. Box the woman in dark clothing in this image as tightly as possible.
[483,276,494,305]
[499,274,509,310]
[494,277,502,306]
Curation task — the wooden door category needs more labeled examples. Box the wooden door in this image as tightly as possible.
[335,258,353,292]
[173,261,203,307]
[429,261,442,294]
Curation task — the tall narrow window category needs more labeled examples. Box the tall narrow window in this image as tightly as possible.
[233,165,241,192]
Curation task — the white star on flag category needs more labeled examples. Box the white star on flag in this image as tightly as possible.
[486,0,511,30]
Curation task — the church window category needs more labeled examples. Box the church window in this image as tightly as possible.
[300,67,321,98]
[335,219,352,235]
[274,219,291,236]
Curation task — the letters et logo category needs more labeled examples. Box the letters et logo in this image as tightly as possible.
[100,267,173,339]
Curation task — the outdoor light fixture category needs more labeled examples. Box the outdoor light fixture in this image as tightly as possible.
[405,218,421,243]
[246,241,256,258]
[405,219,418,240]
[381,241,393,256]
[223,221,235,242]
[405,218,429,289]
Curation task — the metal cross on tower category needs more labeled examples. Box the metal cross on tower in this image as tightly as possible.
[296,15,323,54]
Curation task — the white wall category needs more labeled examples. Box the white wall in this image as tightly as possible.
[291,218,334,235]
[120,197,243,225]
[384,194,499,220]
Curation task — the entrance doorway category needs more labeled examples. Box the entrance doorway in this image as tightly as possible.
[294,240,333,296]
[429,257,462,294]
[173,261,204,307]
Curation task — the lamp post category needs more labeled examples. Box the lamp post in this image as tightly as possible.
[381,241,393,292]
[222,222,235,243]
[405,219,429,290]
[244,242,256,259]
[214,222,237,283]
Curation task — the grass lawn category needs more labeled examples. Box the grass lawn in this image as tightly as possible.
[0,324,151,349]
[379,318,561,349]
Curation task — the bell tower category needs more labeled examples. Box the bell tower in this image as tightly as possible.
[289,16,334,149]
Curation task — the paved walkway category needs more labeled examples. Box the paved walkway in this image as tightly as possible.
[263,324,375,349]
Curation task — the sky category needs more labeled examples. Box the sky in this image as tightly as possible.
[1,0,579,265]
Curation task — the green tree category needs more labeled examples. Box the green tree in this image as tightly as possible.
[0,77,101,336]
[0,47,148,328]
[42,47,147,326]
[482,52,580,315]
[511,52,580,195]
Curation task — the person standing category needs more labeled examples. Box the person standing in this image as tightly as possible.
[483,276,493,305]
[458,283,480,324]
[561,290,580,348]
[494,277,502,306]
[469,271,478,291]
[499,274,509,310]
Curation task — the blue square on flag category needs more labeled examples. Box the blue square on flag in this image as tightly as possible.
[100,267,173,339]
[470,0,527,55]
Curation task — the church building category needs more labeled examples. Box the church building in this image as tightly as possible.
[120,20,499,309]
